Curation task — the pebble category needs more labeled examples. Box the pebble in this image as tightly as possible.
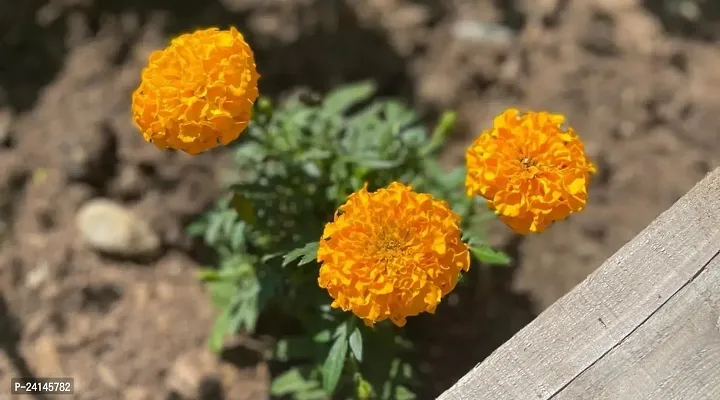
[76,198,161,258]
[452,20,515,44]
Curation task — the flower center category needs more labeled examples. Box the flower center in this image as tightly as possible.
[374,231,407,272]
[520,157,536,169]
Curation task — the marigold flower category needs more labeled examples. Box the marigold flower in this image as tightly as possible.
[465,109,596,234]
[131,27,260,154]
[317,182,470,327]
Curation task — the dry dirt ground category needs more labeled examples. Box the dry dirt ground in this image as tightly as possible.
[1,0,719,399]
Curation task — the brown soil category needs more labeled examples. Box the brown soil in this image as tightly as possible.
[1,0,719,399]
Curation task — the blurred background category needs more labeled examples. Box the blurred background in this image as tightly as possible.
[1,0,719,399]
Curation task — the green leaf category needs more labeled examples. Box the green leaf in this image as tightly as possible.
[400,127,426,147]
[323,332,349,395]
[323,80,377,114]
[395,385,417,400]
[296,389,330,400]
[283,242,320,267]
[196,268,220,281]
[333,321,348,339]
[420,111,457,156]
[270,368,319,395]
[470,245,512,265]
[440,166,466,189]
[230,193,256,226]
[270,333,328,362]
[302,162,322,178]
[349,326,363,362]
[204,213,225,245]
[297,148,332,161]
[208,307,231,352]
[229,222,247,251]
[228,296,259,333]
[351,156,404,170]
[313,330,332,343]
[185,219,207,237]
[207,281,236,309]
[383,101,415,127]
[261,252,283,263]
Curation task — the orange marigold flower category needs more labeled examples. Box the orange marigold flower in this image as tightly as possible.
[131,27,260,155]
[465,109,596,234]
[317,182,470,327]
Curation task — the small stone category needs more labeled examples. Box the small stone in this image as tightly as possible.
[452,20,515,44]
[76,198,161,258]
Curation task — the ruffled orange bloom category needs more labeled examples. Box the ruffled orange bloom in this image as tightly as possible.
[465,109,596,234]
[317,182,470,327]
[131,27,260,154]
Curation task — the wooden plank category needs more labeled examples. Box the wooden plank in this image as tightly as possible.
[438,167,720,400]
[553,253,720,400]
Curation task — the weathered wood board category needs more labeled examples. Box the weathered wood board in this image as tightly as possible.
[438,167,720,400]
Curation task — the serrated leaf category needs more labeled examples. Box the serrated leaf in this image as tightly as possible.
[470,245,512,265]
[270,368,319,395]
[349,327,363,362]
[283,242,320,267]
[204,213,224,245]
[300,246,320,267]
[323,334,349,395]
[228,294,259,334]
[323,81,377,114]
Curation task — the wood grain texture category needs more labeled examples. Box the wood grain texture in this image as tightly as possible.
[438,167,720,400]
[554,254,720,400]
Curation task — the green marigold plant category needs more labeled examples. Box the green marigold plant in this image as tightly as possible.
[186,82,511,399]
[132,25,595,400]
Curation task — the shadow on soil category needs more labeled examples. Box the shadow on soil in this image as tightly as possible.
[407,235,537,398]
[0,294,52,400]
[642,0,720,41]
[0,0,415,112]
[0,0,540,397]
